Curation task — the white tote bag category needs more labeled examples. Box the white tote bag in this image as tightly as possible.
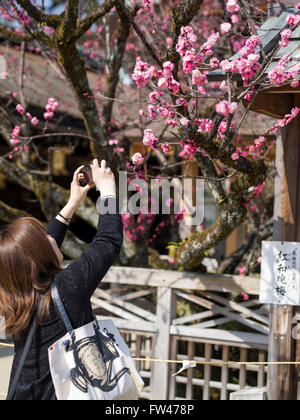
[48,284,144,401]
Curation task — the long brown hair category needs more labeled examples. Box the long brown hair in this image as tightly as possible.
[0,217,62,338]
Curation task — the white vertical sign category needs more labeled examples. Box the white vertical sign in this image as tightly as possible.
[260,241,300,306]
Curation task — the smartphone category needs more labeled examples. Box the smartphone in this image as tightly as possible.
[79,165,93,187]
[79,160,110,187]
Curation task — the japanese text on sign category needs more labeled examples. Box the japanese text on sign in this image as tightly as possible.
[260,241,300,306]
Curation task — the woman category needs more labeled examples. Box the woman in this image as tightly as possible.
[0,160,123,400]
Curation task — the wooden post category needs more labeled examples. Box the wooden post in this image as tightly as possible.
[150,287,176,400]
[268,95,300,400]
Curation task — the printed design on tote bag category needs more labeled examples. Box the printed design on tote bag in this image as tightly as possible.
[70,324,131,393]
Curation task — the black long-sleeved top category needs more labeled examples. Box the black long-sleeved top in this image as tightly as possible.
[7,198,123,400]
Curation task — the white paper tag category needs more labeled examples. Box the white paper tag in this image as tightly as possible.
[172,360,197,377]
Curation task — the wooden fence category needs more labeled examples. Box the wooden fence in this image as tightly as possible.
[91,266,269,401]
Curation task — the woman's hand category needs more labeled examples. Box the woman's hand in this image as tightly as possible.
[91,159,116,198]
[69,166,94,208]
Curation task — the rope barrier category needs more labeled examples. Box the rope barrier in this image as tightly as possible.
[0,343,13,348]
[1,348,299,400]
[1,343,300,366]
[132,358,300,366]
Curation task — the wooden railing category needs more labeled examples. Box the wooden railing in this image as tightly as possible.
[90,266,268,400]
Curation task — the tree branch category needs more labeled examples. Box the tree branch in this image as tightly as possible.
[15,0,61,27]
[0,199,90,260]
[102,2,134,131]
[175,178,248,271]
[73,0,115,40]
[55,42,106,154]
[0,24,34,42]
[0,199,30,222]
[0,23,53,46]
[61,0,79,39]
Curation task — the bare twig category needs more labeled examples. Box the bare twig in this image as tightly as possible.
[115,0,163,68]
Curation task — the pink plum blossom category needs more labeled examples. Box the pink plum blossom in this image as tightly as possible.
[161,143,170,154]
[239,266,247,276]
[280,29,292,48]
[162,61,174,78]
[192,69,207,86]
[132,153,144,166]
[149,91,161,104]
[143,129,157,147]
[215,100,237,116]
[31,117,39,126]
[231,152,240,161]
[180,117,189,127]
[220,22,232,35]
[16,104,25,115]
[226,0,240,13]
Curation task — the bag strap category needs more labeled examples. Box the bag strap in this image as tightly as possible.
[50,284,73,333]
[6,302,42,400]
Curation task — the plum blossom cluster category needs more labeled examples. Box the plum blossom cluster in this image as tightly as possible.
[192,69,208,93]
[143,0,153,12]
[279,29,292,48]
[176,26,197,58]
[9,98,59,160]
[16,104,39,126]
[286,13,300,27]
[44,98,59,120]
[231,136,266,161]
[226,0,241,25]
[132,57,156,89]
[143,129,159,149]
[179,140,198,160]
[175,26,219,77]
[8,0,30,26]
[148,218,170,245]
[147,92,178,122]
[157,61,180,94]
[10,125,21,146]
[268,54,300,88]
[196,118,213,133]
[220,36,261,86]
[231,108,300,162]
[142,0,156,35]
[253,184,265,198]
[8,124,29,159]
[108,139,124,154]
[276,106,300,128]
[123,205,184,246]
[122,212,155,243]
[218,120,235,140]
[243,184,266,208]
[132,27,221,107]
[200,32,220,58]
